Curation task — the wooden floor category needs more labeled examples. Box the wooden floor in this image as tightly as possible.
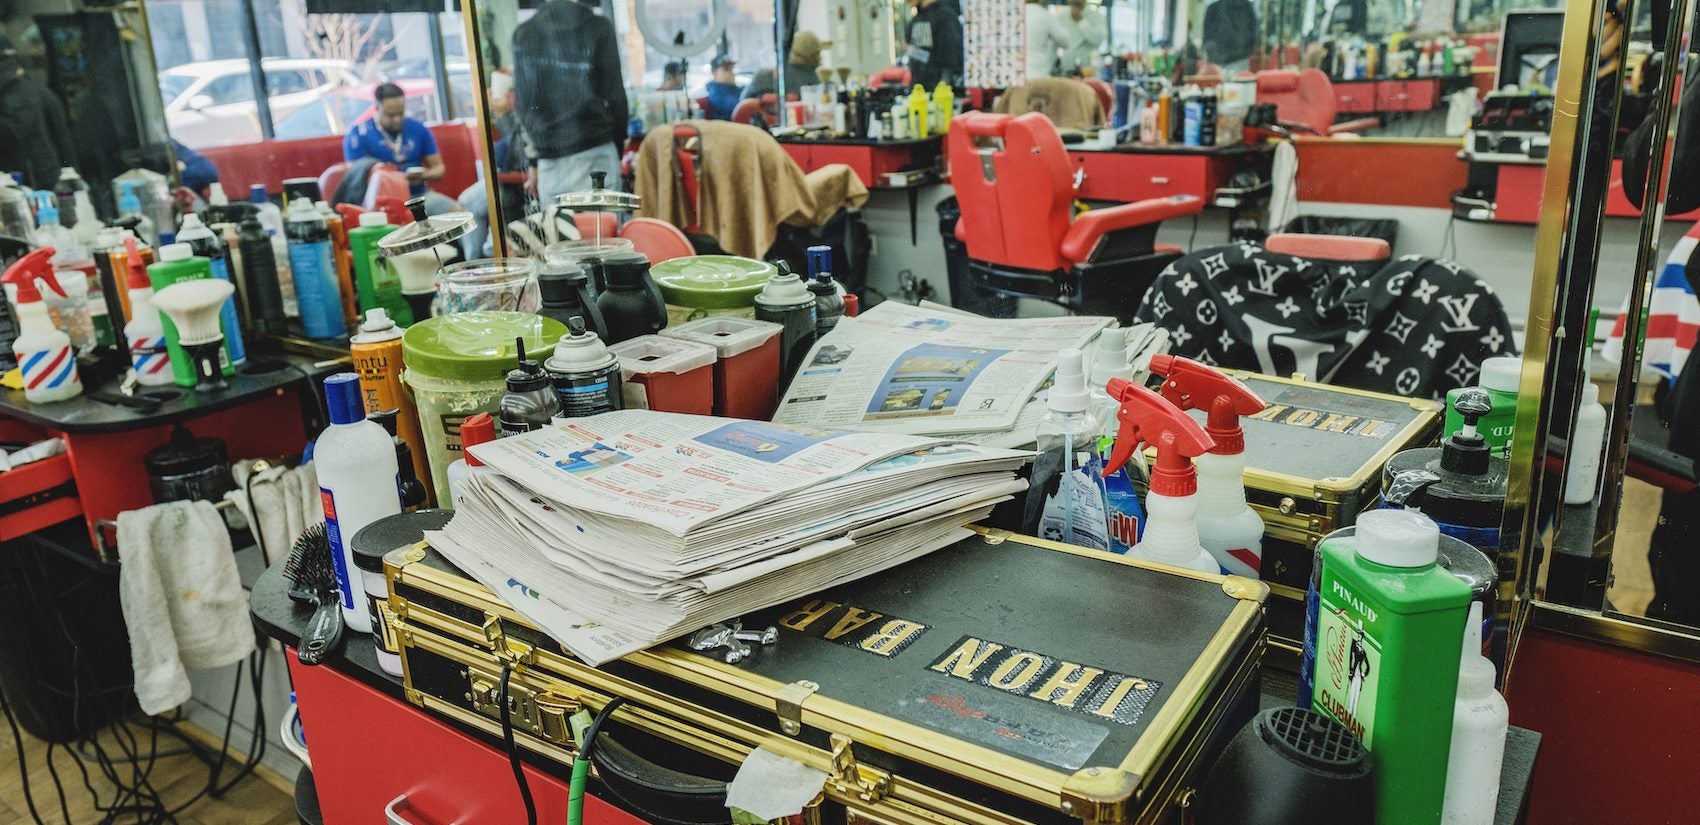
[0,718,295,825]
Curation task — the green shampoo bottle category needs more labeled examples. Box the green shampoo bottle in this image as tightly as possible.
[1313,508,1471,825]
[347,212,411,325]
[147,243,237,387]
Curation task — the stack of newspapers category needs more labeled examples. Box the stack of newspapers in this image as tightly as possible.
[426,411,1028,665]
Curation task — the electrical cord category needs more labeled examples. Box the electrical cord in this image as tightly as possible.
[1187,211,1200,253]
[498,665,538,825]
[568,697,627,825]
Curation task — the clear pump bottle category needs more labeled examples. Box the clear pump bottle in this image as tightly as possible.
[1035,349,1111,551]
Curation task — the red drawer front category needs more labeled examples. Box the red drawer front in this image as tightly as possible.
[1074,152,1212,202]
[807,144,876,185]
[289,656,646,825]
[1334,82,1378,114]
[0,418,79,541]
[1375,79,1439,112]
[780,143,811,171]
[1494,160,1700,224]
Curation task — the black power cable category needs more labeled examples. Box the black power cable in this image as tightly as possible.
[498,664,538,825]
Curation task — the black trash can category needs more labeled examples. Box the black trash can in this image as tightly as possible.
[0,521,136,743]
[1281,216,1400,250]
[938,197,1017,318]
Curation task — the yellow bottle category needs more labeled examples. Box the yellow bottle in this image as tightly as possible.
[933,82,954,132]
[908,85,930,139]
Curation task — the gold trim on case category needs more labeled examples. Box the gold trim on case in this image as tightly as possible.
[390,534,1265,821]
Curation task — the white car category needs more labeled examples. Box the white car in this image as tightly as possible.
[159,58,359,148]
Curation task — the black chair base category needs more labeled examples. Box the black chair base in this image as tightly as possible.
[966,252,1182,322]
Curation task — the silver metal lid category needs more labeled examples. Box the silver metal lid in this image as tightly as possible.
[554,171,641,212]
[378,197,475,257]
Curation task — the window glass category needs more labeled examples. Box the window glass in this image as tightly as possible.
[203,73,257,105]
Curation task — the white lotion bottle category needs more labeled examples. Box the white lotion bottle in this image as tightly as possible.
[1564,382,1606,504]
[315,372,401,634]
[1441,602,1509,825]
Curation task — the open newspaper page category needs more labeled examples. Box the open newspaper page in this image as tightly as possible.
[465,410,956,537]
[773,302,1111,435]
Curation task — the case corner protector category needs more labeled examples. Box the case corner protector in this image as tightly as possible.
[1221,575,1270,603]
[1061,767,1137,822]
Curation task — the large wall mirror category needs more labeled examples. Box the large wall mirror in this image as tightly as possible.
[1508,0,1700,659]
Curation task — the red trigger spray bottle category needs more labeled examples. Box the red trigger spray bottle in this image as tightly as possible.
[1105,378,1220,574]
[3,249,82,403]
[1148,355,1268,577]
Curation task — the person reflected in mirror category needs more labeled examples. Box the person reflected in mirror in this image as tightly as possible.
[1058,0,1106,76]
[0,34,74,190]
[460,70,528,257]
[343,83,455,213]
[659,59,688,92]
[705,55,742,120]
[1025,0,1072,80]
[905,0,963,88]
[171,139,220,198]
[1202,0,1257,75]
[514,0,628,205]
[743,30,825,100]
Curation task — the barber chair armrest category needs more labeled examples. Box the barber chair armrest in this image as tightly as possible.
[1331,117,1382,134]
[1060,195,1202,265]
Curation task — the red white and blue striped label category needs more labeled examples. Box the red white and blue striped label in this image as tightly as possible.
[128,335,171,377]
[20,345,79,391]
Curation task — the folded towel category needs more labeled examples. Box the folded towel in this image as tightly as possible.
[226,462,323,565]
[118,500,256,716]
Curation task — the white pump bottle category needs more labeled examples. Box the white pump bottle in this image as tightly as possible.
[1441,602,1509,825]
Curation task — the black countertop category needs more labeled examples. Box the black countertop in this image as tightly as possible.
[0,348,342,434]
[774,134,942,147]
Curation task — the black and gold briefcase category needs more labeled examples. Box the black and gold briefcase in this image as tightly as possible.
[1211,371,1442,660]
[387,529,1267,824]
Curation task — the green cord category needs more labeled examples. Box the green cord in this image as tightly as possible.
[566,709,594,825]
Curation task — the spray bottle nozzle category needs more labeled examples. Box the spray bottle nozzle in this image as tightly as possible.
[1,248,67,303]
[123,236,151,290]
[1452,387,1492,441]
[1147,354,1265,454]
[1105,377,1216,496]
[1442,387,1493,476]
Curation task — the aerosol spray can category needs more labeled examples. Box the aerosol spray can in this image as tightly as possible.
[545,315,623,419]
[351,308,433,504]
[805,245,844,338]
[754,262,817,394]
[498,337,560,436]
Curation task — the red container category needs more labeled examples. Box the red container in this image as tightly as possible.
[608,335,718,414]
[660,317,783,420]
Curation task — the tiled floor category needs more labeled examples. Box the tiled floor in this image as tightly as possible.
[0,717,295,825]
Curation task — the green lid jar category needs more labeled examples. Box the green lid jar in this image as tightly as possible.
[402,312,566,497]
[652,255,776,324]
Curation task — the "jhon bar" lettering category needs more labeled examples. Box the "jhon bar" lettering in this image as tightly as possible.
[926,636,1163,727]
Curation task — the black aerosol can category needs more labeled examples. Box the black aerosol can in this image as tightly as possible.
[754,261,817,394]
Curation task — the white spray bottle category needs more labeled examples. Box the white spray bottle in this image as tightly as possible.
[1441,601,1508,825]
[1105,378,1220,574]
[2,248,82,403]
[1149,354,1269,577]
[1035,349,1111,551]
[121,236,173,386]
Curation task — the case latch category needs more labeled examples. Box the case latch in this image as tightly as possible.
[829,734,890,804]
[482,613,534,667]
[775,679,819,736]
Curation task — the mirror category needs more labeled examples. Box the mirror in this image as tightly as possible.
[1509,0,1700,644]
[636,0,726,59]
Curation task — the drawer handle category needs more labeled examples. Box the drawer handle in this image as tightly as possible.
[1150,176,1171,185]
[386,794,453,825]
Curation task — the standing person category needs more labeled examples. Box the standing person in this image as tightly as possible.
[1059,0,1106,76]
[1202,0,1259,74]
[906,0,963,89]
[705,55,742,120]
[659,59,688,91]
[1024,0,1072,80]
[0,34,73,190]
[342,83,454,211]
[460,70,527,257]
[743,31,826,100]
[513,0,628,206]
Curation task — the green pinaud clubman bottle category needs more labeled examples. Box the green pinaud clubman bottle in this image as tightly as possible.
[1313,508,1472,825]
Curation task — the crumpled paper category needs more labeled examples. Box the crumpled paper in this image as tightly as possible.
[724,747,829,821]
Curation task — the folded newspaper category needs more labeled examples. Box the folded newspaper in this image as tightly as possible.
[773,302,1113,436]
[425,411,1029,664]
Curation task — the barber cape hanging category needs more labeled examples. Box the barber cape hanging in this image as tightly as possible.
[1601,220,1700,382]
[1134,243,1518,400]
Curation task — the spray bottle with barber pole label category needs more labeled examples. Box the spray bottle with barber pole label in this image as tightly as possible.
[3,249,82,403]
[1148,355,1268,577]
[122,237,173,386]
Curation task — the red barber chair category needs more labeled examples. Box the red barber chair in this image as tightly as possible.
[1263,233,1390,261]
[1083,77,1115,120]
[730,94,780,127]
[671,125,704,234]
[948,111,1203,319]
[869,67,912,88]
[619,217,694,262]
[1254,69,1380,136]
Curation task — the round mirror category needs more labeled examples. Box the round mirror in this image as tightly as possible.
[636,0,727,58]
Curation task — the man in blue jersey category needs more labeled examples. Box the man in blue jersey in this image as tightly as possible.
[343,83,455,212]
